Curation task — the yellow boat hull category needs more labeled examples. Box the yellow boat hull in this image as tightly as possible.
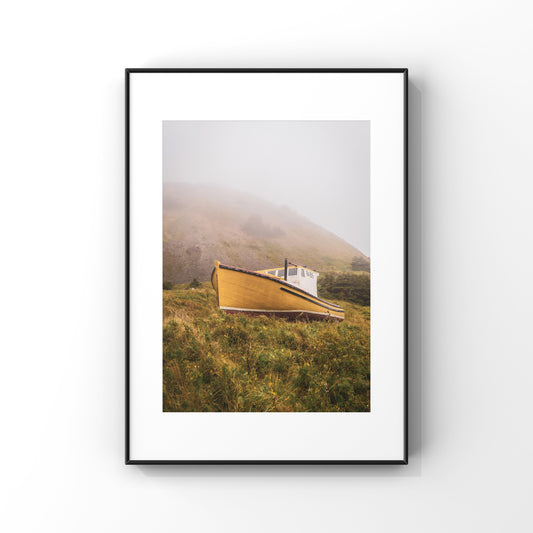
[211,261,344,321]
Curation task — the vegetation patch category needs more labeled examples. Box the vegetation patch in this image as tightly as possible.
[163,283,370,412]
[318,271,370,306]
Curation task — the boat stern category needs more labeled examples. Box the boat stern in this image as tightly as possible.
[211,261,220,305]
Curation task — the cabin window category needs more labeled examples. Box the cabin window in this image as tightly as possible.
[289,268,297,276]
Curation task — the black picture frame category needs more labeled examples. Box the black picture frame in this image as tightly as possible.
[125,68,408,465]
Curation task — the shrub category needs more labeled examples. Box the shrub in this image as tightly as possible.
[163,280,174,290]
[351,256,370,272]
[188,278,201,289]
[318,271,370,306]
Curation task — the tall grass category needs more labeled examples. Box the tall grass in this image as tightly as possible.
[163,283,370,412]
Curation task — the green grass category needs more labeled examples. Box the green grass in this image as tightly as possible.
[163,283,370,412]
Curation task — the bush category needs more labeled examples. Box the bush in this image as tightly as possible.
[351,255,370,272]
[188,278,201,289]
[318,271,370,306]
[163,280,174,290]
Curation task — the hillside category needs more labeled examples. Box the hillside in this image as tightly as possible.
[163,283,370,412]
[163,182,369,284]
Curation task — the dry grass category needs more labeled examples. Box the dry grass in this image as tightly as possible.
[163,283,370,412]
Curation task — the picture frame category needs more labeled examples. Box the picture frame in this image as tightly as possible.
[126,68,408,464]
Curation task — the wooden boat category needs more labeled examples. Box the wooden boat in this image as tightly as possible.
[211,259,344,321]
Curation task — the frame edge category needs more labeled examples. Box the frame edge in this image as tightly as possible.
[124,68,409,465]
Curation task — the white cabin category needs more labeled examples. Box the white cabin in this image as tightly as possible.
[262,265,319,297]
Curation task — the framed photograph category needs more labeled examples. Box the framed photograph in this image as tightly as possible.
[126,68,407,464]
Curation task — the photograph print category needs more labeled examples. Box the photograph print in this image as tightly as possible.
[162,120,371,413]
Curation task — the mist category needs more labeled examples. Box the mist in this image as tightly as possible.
[163,120,370,256]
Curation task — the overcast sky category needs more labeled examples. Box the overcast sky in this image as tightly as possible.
[163,121,370,256]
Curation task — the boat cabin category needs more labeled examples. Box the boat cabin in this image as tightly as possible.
[257,263,320,297]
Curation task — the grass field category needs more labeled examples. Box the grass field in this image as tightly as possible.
[163,282,370,412]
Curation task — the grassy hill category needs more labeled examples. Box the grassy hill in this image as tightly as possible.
[163,182,369,284]
[163,283,370,412]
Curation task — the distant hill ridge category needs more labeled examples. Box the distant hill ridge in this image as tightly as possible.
[163,182,369,284]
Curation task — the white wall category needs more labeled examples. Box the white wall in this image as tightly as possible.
[1,1,532,531]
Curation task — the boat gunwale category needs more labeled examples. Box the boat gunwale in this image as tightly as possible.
[216,262,344,310]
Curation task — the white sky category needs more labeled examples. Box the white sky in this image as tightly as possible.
[163,121,370,256]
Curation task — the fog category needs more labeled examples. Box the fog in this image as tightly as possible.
[163,120,370,256]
